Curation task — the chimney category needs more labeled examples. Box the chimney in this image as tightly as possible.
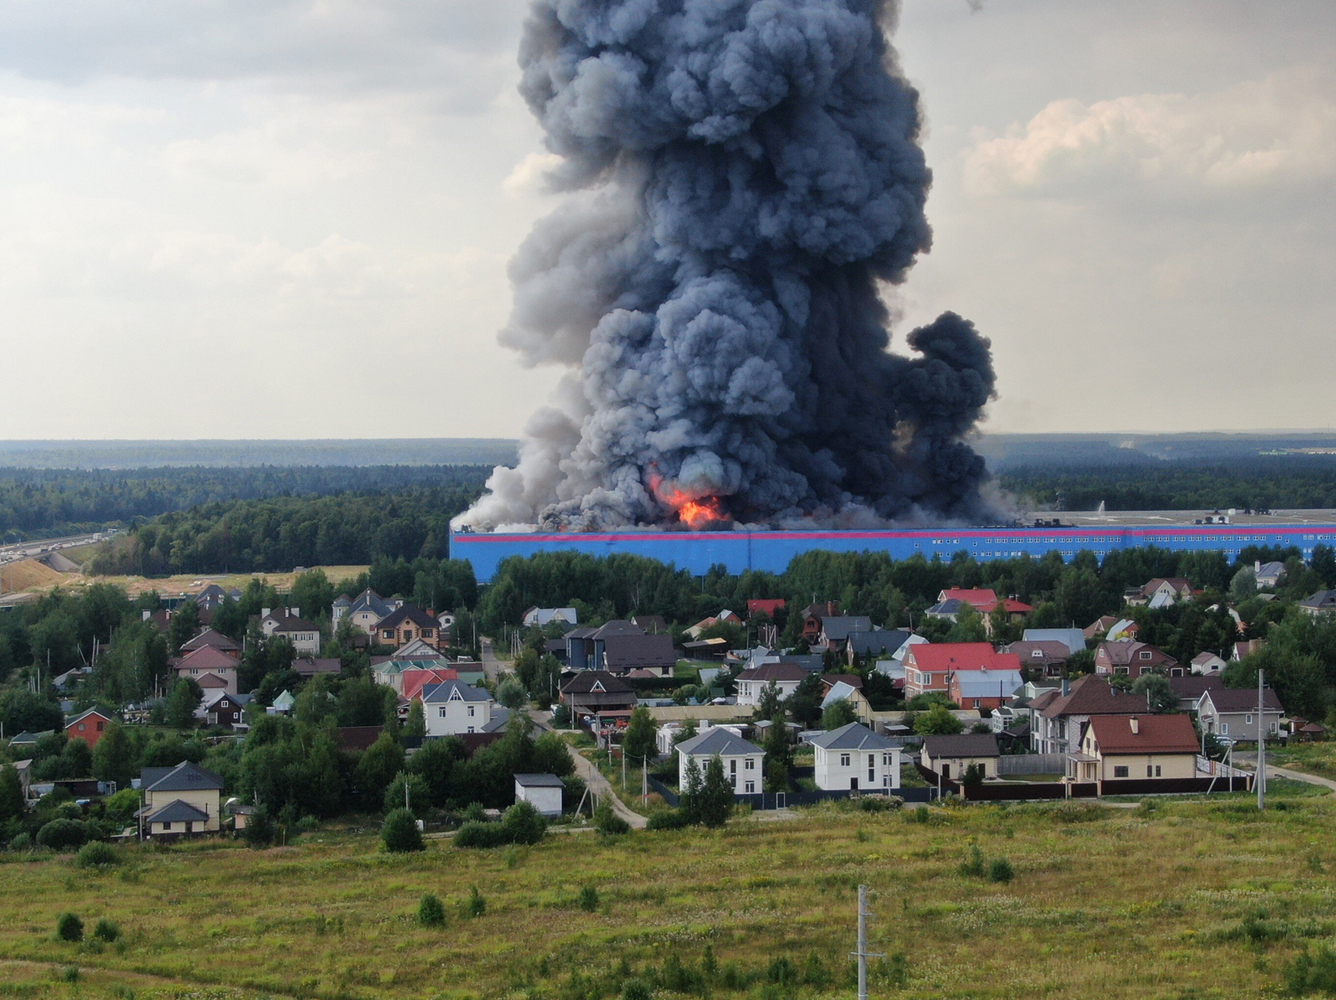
[1254,560,1261,574]
[1061,677,1069,697]
[1129,716,1139,735]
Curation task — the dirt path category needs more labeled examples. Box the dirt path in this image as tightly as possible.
[1234,753,1336,794]
[570,750,649,829]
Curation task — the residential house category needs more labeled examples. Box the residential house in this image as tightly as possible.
[173,646,240,695]
[903,643,1022,699]
[65,708,114,748]
[923,598,967,622]
[343,590,395,635]
[1000,640,1072,678]
[846,629,911,665]
[401,667,461,701]
[948,669,1024,712]
[630,614,669,634]
[268,690,296,715]
[420,680,496,736]
[1076,714,1200,782]
[1197,687,1284,741]
[817,616,873,649]
[1094,641,1180,678]
[194,584,240,612]
[1167,675,1223,712]
[11,759,32,802]
[181,629,241,655]
[51,667,91,692]
[1299,591,1336,616]
[1231,639,1266,661]
[564,627,597,670]
[1083,615,1122,640]
[1127,578,1194,608]
[1190,652,1228,675]
[801,601,842,643]
[138,761,225,837]
[1031,675,1146,755]
[560,671,637,720]
[685,610,739,640]
[735,663,807,706]
[602,632,677,677]
[1254,561,1287,589]
[331,593,353,623]
[197,690,248,729]
[260,608,321,655]
[7,731,51,751]
[920,733,1000,780]
[937,588,998,611]
[746,599,786,619]
[567,621,649,668]
[821,681,874,726]
[675,729,765,796]
[514,774,564,817]
[292,657,341,679]
[1022,628,1087,657]
[809,723,901,791]
[523,607,578,627]
[373,605,441,651]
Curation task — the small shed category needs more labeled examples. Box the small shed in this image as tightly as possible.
[514,773,564,817]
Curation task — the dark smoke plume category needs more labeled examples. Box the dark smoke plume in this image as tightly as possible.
[456,0,996,531]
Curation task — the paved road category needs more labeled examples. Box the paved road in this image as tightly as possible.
[0,529,115,567]
[569,749,649,829]
[1234,752,1336,794]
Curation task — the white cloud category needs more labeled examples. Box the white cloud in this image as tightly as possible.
[964,67,1336,198]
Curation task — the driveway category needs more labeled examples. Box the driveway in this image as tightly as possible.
[569,750,648,829]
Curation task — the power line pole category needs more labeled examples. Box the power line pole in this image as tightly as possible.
[1257,668,1266,811]
[850,885,882,1000]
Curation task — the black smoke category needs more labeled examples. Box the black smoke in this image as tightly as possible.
[457,0,996,531]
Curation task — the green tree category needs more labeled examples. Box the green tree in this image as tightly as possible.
[92,722,135,790]
[821,698,857,730]
[1229,566,1258,603]
[1131,673,1178,713]
[0,765,24,822]
[496,675,527,710]
[755,679,782,720]
[167,601,201,654]
[914,703,964,735]
[697,755,734,827]
[404,699,426,741]
[622,706,656,763]
[784,673,824,729]
[679,757,704,824]
[356,733,406,809]
[381,807,423,852]
[165,677,203,729]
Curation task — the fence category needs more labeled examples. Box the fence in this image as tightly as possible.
[998,754,1067,776]
[647,775,937,811]
[916,762,1252,801]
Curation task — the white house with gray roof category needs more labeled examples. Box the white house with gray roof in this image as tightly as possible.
[421,679,496,736]
[675,728,764,796]
[808,723,901,792]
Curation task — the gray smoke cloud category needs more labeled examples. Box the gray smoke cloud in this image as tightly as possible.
[456,0,997,532]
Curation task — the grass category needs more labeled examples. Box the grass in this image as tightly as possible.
[1268,742,1336,780]
[1,787,1334,999]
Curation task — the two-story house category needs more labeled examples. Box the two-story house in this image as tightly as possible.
[1197,687,1284,741]
[173,645,240,696]
[903,644,1021,699]
[675,729,764,796]
[260,608,321,655]
[138,761,225,837]
[373,605,442,651]
[1077,714,1199,783]
[420,680,496,736]
[735,663,807,706]
[809,723,901,792]
[1094,641,1180,679]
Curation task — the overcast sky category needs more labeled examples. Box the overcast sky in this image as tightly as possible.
[0,0,1331,439]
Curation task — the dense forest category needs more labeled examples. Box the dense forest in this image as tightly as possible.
[0,465,491,542]
[999,459,1336,511]
[83,487,485,575]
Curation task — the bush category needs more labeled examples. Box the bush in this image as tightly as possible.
[578,885,599,912]
[56,912,84,942]
[501,801,547,845]
[381,808,423,853]
[646,809,691,830]
[988,857,1015,883]
[595,798,630,836]
[75,841,119,869]
[93,918,120,943]
[958,844,985,878]
[1285,945,1336,995]
[8,832,31,852]
[418,893,446,928]
[621,978,652,1000]
[464,886,485,918]
[243,806,276,849]
[857,795,903,812]
[37,819,89,852]
[455,821,509,849]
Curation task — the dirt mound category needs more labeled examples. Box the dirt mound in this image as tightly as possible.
[0,558,67,593]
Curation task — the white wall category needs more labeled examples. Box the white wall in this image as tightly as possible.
[814,746,901,791]
[515,783,563,817]
[425,696,493,736]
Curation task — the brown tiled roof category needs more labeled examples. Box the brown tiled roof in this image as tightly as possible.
[175,646,240,672]
[1040,675,1142,719]
[738,663,808,683]
[1201,687,1284,713]
[1087,714,1199,754]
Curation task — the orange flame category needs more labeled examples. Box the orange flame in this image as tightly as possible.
[675,495,727,529]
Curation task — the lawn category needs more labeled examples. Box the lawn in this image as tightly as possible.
[1,788,1334,1000]
[1269,742,1336,781]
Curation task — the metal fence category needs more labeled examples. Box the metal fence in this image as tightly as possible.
[646,774,937,811]
[997,754,1067,776]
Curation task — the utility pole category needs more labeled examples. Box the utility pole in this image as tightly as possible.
[849,885,882,1000]
[1257,668,1266,811]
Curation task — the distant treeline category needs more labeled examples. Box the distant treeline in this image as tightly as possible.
[0,438,518,469]
[84,486,486,576]
[0,465,491,541]
[999,459,1336,511]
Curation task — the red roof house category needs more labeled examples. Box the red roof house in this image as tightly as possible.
[903,643,1022,698]
[66,708,114,748]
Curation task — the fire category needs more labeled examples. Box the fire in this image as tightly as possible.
[675,496,727,529]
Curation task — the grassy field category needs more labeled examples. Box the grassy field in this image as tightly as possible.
[2,784,1334,1000]
[1,564,371,600]
[1269,743,1336,781]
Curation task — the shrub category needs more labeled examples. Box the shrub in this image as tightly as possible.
[1285,945,1336,995]
[646,809,691,831]
[501,801,547,845]
[8,832,31,852]
[61,965,80,984]
[76,841,119,869]
[418,893,447,928]
[858,795,903,812]
[56,912,84,942]
[595,798,630,836]
[988,857,1015,883]
[621,978,652,1000]
[243,806,276,849]
[579,885,599,913]
[455,821,509,849]
[381,808,424,853]
[93,919,120,943]
[37,819,89,852]
[464,886,486,919]
[958,844,985,878]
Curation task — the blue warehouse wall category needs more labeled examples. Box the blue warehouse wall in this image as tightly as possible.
[451,524,1336,583]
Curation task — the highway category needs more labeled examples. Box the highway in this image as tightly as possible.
[0,529,116,567]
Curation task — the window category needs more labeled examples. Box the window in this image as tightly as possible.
[1221,723,1229,735]
[868,754,875,768]
[97,721,104,731]
[1155,765,1162,777]
[744,781,755,794]
[882,753,893,766]
[467,726,475,733]
[1113,765,1129,778]
[1147,765,1154,777]
[468,706,475,717]
[745,758,755,770]
[729,760,737,776]
[1245,714,1253,725]
[1140,651,1152,660]
[438,708,447,718]
[840,753,851,767]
